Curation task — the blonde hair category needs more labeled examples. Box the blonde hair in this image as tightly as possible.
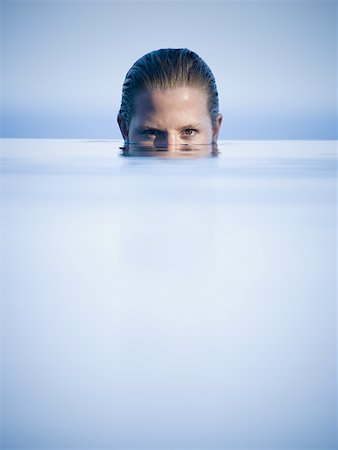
[118,48,220,126]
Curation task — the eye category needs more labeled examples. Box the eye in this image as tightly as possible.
[141,129,162,137]
[181,128,198,137]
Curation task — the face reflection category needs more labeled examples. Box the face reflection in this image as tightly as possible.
[119,87,222,153]
[121,143,219,158]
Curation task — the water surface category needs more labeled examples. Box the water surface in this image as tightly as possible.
[1,139,337,449]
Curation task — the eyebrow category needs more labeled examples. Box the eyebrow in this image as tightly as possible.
[138,123,202,130]
[178,124,202,130]
[138,125,160,130]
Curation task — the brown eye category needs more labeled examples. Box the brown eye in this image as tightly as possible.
[181,129,198,137]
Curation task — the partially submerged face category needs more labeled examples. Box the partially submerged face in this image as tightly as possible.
[118,86,222,150]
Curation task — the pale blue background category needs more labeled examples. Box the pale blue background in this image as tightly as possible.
[1,0,337,139]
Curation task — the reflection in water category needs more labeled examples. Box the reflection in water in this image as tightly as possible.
[120,142,219,158]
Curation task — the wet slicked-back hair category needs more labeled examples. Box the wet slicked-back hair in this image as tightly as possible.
[118,48,220,127]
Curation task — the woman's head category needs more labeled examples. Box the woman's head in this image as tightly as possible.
[117,48,222,147]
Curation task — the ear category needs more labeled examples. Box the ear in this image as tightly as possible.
[117,114,129,142]
[212,113,223,143]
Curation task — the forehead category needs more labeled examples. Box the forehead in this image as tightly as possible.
[131,86,210,126]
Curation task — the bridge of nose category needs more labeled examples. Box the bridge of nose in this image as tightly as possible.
[155,130,180,147]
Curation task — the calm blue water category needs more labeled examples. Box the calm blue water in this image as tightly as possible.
[1,139,337,449]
